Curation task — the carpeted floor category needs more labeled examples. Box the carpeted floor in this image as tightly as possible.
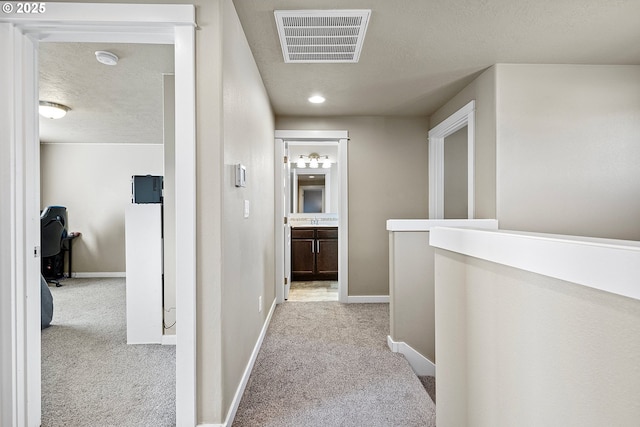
[233,302,436,426]
[419,375,436,404]
[41,277,175,426]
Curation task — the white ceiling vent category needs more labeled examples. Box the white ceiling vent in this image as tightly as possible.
[274,10,371,63]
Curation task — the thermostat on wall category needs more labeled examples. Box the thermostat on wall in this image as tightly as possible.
[235,164,246,187]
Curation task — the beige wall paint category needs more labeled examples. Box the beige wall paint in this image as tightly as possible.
[192,0,225,421]
[221,0,275,415]
[496,64,640,240]
[435,250,640,427]
[162,74,176,335]
[430,66,497,219]
[40,143,163,273]
[276,116,430,296]
[389,231,435,362]
[443,126,468,218]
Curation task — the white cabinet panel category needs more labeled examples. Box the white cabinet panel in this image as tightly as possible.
[125,204,162,344]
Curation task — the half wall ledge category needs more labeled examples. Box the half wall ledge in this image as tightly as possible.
[429,227,640,301]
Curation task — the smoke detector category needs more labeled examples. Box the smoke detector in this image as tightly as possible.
[95,50,119,66]
[274,10,371,63]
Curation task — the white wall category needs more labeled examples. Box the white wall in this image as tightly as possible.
[40,143,163,273]
[496,64,640,240]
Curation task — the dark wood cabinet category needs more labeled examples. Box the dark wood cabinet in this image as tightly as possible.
[291,227,338,281]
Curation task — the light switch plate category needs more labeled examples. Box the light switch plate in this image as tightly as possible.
[244,200,250,218]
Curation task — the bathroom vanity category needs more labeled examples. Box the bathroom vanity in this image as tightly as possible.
[291,226,338,281]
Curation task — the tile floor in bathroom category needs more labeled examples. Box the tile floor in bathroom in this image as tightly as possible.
[287,280,338,302]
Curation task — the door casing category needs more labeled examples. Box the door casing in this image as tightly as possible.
[275,130,349,303]
[0,4,197,426]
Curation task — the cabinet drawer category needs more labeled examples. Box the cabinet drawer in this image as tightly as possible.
[292,228,315,239]
[317,228,338,239]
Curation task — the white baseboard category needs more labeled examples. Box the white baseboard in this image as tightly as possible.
[387,335,436,377]
[161,334,176,345]
[196,424,223,427]
[73,272,126,278]
[222,298,277,427]
[347,295,389,303]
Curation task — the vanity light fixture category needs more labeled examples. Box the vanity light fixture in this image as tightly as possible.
[39,101,70,119]
[295,152,332,169]
[322,156,331,169]
[308,95,325,104]
[296,155,307,168]
[95,50,119,66]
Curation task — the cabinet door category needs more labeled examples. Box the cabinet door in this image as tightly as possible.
[291,239,315,279]
[316,238,338,278]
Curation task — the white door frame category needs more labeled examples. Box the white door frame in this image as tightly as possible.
[275,130,349,304]
[0,4,197,426]
[428,100,476,219]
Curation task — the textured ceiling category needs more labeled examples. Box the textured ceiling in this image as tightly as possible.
[39,43,174,144]
[38,1,640,144]
[233,0,640,116]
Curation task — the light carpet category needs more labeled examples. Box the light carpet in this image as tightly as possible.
[233,302,436,426]
[41,277,175,427]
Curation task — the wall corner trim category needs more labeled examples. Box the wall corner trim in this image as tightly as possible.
[222,298,277,426]
[387,335,436,377]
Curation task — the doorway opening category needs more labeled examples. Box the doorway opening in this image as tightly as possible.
[0,4,196,425]
[38,41,175,424]
[288,142,338,302]
[275,130,349,304]
[428,100,476,219]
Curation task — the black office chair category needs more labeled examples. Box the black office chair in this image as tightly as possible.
[41,206,67,287]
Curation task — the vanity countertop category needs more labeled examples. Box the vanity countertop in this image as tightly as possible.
[288,215,338,228]
[290,224,338,228]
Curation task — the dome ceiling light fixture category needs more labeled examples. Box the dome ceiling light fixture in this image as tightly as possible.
[39,101,70,119]
[95,50,119,66]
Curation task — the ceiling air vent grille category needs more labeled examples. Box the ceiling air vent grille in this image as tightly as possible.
[274,10,371,63]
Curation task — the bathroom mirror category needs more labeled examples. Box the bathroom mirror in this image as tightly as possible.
[298,175,325,213]
[291,168,332,213]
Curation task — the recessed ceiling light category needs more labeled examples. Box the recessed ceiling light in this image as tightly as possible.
[95,50,119,66]
[308,95,325,104]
